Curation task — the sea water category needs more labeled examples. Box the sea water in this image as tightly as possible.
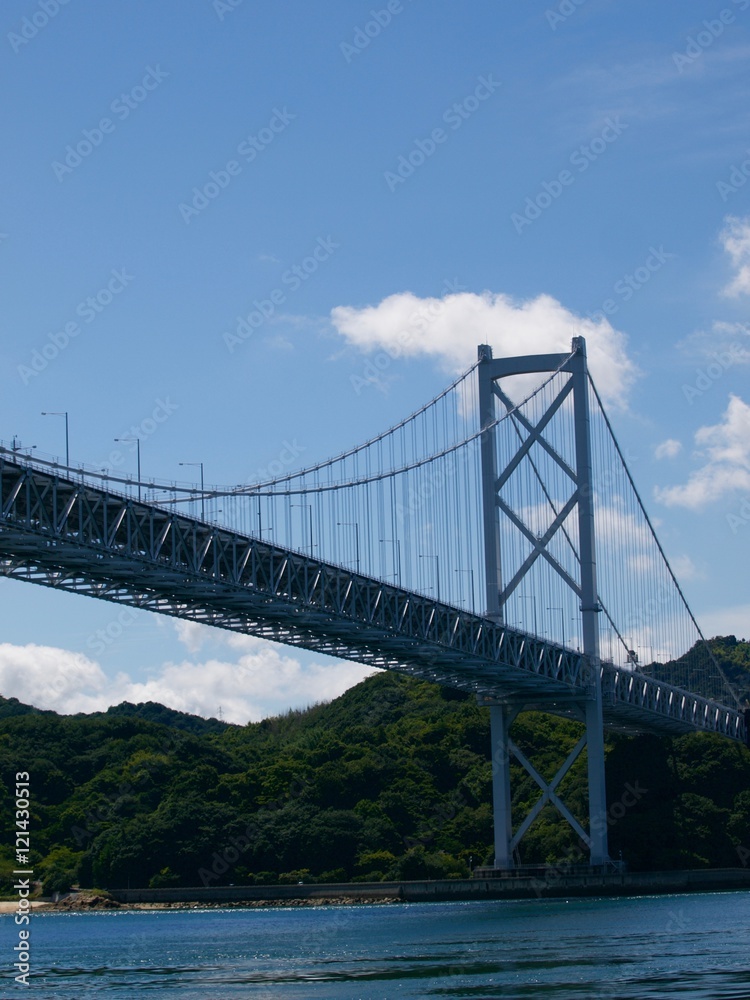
[2,891,750,998]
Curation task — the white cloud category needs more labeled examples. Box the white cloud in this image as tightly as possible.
[655,438,682,460]
[0,644,111,715]
[669,554,701,582]
[678,320,750,363]
[117,650,374,725]
[595,503,653,554]
[331,289,639,408]
[173,619,211,654]
[698,603,750,642]
[655,394,750,508]
[721,215,750,297]
[0,638,375,724]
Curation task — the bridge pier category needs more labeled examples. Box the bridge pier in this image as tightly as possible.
[489,704,517,869]
[585,689,609,866]
[484,694,608,870]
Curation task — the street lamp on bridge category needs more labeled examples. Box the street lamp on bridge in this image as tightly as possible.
[379,538,402,586]
[114,436,141,501]
[41,411,69,467]
[179,461,205,520]
[419,553,441,603]
[455,568,476,613]
[337,521,360,572]
[291,503,314,557]
[547,606,565,648]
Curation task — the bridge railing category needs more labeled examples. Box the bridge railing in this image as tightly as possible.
[0,452,745,744]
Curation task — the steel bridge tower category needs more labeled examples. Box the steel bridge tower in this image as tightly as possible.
[477,337,609,870]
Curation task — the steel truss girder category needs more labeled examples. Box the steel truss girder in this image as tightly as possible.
[0,456,744,743]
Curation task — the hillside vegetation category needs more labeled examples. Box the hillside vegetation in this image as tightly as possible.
[1,637,748,892]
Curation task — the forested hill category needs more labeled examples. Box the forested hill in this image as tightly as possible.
[0,638,748,895]
[709,635,750,703]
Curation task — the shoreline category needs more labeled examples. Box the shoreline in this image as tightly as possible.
[3,868,748,912]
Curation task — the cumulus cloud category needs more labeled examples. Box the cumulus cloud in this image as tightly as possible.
[173,619,211,654]
[332,289,638,408]
[0,644,111,715]
[721,216,750,297]
[655,439,682,460]
[0,638,375,724]
[655,394,750,508]
[654,438,682,460]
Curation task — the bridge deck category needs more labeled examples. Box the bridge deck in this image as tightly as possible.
[0,455,744,743]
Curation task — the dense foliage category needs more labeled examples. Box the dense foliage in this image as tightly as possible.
[1,638,748,892]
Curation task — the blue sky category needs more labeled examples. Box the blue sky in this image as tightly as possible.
[1,0,749,722]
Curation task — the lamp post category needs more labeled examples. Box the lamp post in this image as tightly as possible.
[291,503,314,556]
[379,538,402,586]
[114,437,141,500]
[337,521,360,571]
[547,606,565,647]
[179,461,205,520]
[41,411,69,467]
[419,553,440,603]
[455,568,476,613]
[11,437,35,456]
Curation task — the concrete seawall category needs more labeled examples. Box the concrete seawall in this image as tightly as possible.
[110,867,750,905]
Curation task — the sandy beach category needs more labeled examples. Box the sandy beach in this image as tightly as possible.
[0,900,50,913]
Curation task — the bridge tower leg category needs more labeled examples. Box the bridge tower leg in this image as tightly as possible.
[478,343,503,625]
[477,339,610,870]
[479,344,514,870]
[571,338,609,866]
[489,704,517,868]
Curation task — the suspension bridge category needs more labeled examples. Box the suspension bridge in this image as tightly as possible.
[0,338,745,871]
